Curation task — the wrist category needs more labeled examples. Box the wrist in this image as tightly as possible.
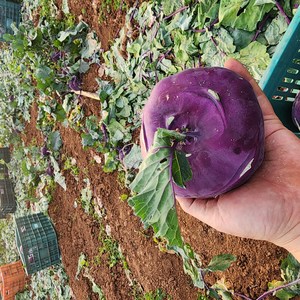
[284,244,300,263]
[274,234,300,262]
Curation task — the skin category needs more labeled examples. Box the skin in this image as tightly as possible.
[177,58,300,261]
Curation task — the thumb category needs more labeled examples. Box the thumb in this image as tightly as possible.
[176,196,223,230]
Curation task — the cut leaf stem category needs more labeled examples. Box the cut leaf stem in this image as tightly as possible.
[275,0,290,24]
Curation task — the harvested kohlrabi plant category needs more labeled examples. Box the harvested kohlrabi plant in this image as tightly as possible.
[140,67,264,198]
[129,66,264,289]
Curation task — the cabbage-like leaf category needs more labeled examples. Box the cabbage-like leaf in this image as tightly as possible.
[128,129,204,288]
[172,150,192,188]
[128,128,186,247]
[128,130,183,247]
[207,254,237,272]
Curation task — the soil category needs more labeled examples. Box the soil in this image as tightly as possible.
[21,1,292,299]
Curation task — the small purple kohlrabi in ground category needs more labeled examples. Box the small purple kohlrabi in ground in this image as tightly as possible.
[68,76,81,91]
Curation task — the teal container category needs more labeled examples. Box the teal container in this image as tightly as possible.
[259,8,300,137]
[15,213,61,275]
[0,0,21,39]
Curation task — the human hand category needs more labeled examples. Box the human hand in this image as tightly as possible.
[177,58,300,261]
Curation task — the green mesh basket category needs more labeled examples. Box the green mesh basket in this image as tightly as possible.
[259,7,300,137]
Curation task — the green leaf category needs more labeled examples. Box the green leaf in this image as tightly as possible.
[48,131,63,151]
[106,119,126,144]
[91,281,105,299]
[76,253,88,279]
[155,128,186,143]
[123,144,142,170]
[214,27,236,54]
[35,66,53,82]
[127,42,142,58]
[264,14,288,45]
[54,104,67,122]
[85,116,102,140]
[173,31,198,65]
[268,254,300,300]
[50,156,67,191]
[81,179,93,214]
[254,0,274,5]
[171,243,204,288]
[201,38,225,67]
[195,0,220,29]
[208,288,221,299]
[219,0,274,31]
[81,32,101,59]
[268,280,297,300]
[79,61,90,73]
[280,254,300,283]
[57,21,88,42]
[275,290,297,300]
[230,41,270,80]
[172,150,192,188]
[62,0,70,14]
[207,254,237,272]
[229,28,254,50]
[211,278,234,300]
[81,133,95,148]
[102,150,118,173]
[128,128,186,247]
[219,0,250,26]
[161,0,182,15]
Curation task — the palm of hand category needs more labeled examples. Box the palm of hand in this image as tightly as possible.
[177,59,300,254]
[202,120,300,243]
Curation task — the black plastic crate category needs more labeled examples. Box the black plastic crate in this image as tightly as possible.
[0,148,11,182]
[0,148,11,163]
[15,213,61,275]
[0,179,16,219]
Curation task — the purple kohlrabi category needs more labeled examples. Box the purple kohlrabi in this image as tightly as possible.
[51,51,65,62]
[141,67,265,199]
[68,76,81,91]
[46,162,54,176]
[41,146,50,156]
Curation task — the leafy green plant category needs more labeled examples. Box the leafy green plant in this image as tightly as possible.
[63,156,80,178]
[268,254,300,300]
[81,116,103,149]
[143,288,170,300]
[80,178,93,214]
[75,253,106,299]
[98,0,128,24]
[0,219,18,264]
[97,224,123,268]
